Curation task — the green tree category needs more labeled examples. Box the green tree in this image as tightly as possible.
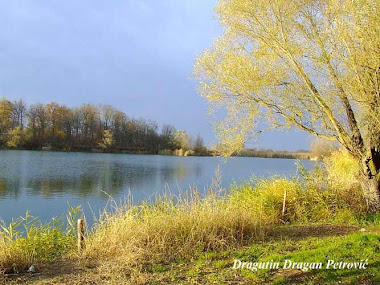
[79,104,101,146]
[174,130,190,151]
[194,0,380,211]
[99,129,114,150]
[27,103,48,145]
[6,127,25,148]
[0,98,13,135]
[161,124,177,150]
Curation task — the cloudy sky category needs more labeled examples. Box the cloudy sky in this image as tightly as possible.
[0,0,310,151]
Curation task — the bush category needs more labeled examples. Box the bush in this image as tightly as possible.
[0,206,81,273]
[324,149,360,189]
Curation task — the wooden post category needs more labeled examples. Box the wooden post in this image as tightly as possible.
[77,218,85,253]
[282,189,287,218]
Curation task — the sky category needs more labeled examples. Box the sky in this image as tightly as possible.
[0,0,311,151]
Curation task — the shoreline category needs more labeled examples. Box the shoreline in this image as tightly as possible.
[0,147,312,160]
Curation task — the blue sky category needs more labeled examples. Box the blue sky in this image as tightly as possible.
[0,0,310,151]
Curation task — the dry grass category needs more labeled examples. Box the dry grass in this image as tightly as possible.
[82,187,265,280]
[79,164,367,283]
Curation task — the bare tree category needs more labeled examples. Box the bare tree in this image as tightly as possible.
[11,99,27,129]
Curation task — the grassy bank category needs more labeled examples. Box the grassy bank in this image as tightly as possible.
[0,150,378,284]
[2,225,378,285]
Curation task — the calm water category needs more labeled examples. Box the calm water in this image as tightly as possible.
[0,150,314,224]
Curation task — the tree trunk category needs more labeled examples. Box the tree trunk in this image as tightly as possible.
[360,175,380,213]
[358,145,380,213]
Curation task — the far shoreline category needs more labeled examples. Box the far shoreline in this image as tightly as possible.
[0,147,313,160]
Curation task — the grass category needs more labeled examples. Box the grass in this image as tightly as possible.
[0,150,379,284]
[139,227,379,285]
[150,228,379,285]
[2,225,378,284]
[0,206,81,274]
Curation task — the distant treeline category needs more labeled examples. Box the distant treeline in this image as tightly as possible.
[236,148,311,160]
[0,97,208,155]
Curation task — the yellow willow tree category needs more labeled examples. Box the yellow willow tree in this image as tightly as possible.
[194,0,380,211]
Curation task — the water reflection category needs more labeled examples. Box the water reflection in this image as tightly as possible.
[0,150,313,223]
[0,153,197,199]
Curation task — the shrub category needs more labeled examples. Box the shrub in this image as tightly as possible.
[324,149,360,189]
[0,206,81,273]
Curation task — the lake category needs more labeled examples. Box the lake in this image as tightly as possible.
[0,150,314,224]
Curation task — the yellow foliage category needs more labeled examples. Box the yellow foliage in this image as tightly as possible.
[6,127,24,148]
[324,149,360,189]
[194,0,380,166]
[0,98,13,133]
